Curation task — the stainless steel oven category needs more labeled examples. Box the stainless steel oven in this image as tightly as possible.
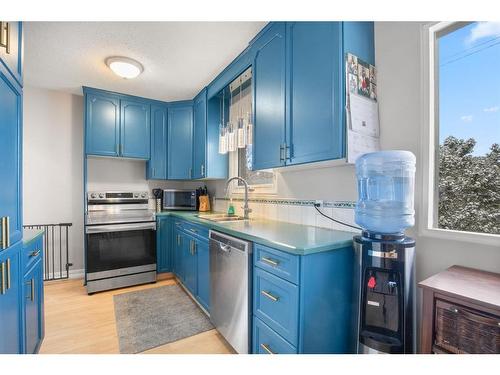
[162,189,198,211]
[85,191,156,294]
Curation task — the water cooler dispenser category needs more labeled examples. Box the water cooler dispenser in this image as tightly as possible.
[352,151,417,354]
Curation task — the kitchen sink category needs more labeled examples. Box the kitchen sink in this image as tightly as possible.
[197,213,248,222]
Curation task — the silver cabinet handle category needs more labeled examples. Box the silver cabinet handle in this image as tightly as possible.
[261,257,279,267]
[0,22,10,54]
[260,343,275,354]
[189,167,193,179]
[189,228,198,234]
[201,164,205,176]
[25,279,34,301]
[0,262,5,295]
[261,290,279,302]
[6,258,10,290]
[30,249,40,257]
[177,234,181,246]
[279,144,285,163]
[1,216,10,249]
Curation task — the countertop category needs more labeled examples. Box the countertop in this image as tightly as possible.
[156,211,356,255]
[23,228,45,246]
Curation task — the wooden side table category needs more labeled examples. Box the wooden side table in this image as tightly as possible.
[418,265,500,354]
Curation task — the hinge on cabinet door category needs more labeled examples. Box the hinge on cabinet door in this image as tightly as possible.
[279,144,285,163]
[201,164,204,177]
[189,168,192,179]
[285,143,291,161]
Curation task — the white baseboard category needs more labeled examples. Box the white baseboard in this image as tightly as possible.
[69,268,85,279]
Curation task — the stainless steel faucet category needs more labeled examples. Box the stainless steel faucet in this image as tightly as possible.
[225,177,252,219]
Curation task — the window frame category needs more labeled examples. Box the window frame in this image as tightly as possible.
[420,21,500,246]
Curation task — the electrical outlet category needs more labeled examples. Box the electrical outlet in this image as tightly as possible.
[314,200,323,207]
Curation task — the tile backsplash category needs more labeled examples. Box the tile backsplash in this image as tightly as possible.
[213,197,359,233]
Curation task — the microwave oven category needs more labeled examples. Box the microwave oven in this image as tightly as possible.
[162,189,198,211]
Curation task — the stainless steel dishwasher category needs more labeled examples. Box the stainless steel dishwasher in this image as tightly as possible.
[209,230,252,354]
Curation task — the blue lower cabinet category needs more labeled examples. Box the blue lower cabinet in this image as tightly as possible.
[0,242,22,354]
[253,316,297,354]
[195,239,210,312]
[252,242,354,354]
[173,225,185,281]
[253,267,299,345]
[156,217,172,273]
[23,259,44,354]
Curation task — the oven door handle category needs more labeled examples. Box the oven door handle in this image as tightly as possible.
[85,222,156,234]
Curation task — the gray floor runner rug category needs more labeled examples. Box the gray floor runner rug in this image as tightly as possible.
[113,284,213,353]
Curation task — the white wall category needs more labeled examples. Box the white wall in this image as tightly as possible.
[23,87,85,274]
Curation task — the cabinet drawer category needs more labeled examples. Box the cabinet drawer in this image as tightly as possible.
[253,316,297,354]
[254,244,299,284]
[253,267,299,345]
[23,236,43,273]
[178,220,209,242]
[434,299,500,354]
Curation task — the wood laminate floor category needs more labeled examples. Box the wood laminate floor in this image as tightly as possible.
[40,277,234,354]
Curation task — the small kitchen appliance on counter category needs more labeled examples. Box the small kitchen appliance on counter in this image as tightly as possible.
[162,189,199,211]
[85,191,156,294]
[352,151,416,354]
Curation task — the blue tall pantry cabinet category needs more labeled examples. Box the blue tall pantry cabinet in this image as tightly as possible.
[0,21,24,354]
[147,104,168,179]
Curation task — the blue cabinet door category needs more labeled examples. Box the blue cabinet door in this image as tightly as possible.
[0,68,23,246]
[168,104,193,179]
[0,21,23,85]
[24,259,44,354]
[147,104,168,179]
[85,92,120,157]
[193,90,207,179]
[252,22,287,170]
[183,235,197,295]
[195,239,210,311]
[287,22,344,165]
[156,217,172,273]
[173,226,184,280]
[120,99,150,159]
[0,242,22,354]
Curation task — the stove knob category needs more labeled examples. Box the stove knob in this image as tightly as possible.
[134,193,139,198]
[99,193,105,199]
[90,193,97,199]
[141,192,147,198]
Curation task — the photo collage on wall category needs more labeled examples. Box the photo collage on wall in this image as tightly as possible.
[347,53,377,101]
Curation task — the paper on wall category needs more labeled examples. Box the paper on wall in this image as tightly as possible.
[345,53,380,163]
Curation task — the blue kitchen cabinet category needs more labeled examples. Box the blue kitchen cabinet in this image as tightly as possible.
[195,238,210,311]
[147,104,168,179]
[287,22,344,165]
[84,91,120,157]
[252,22,287,170]
[252,242,354,354]
[173,224,185,281]
[0,242,22,354]
[156,217,172,273]
[167,102,193,179]
[193,89,207,179]
[23,258,44,354]
[0,21,23,86]
[250,22,374,170]
[120,99,151,159]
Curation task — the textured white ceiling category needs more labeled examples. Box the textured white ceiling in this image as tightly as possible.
[24,22,266,101]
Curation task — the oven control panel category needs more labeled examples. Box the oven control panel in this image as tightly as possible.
[87,191,150,202]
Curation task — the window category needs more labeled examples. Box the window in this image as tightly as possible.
[228,69,276,194]
[423,22,500,243]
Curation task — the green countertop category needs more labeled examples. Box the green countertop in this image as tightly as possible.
[23,228,45,246]
[156,211,356,255]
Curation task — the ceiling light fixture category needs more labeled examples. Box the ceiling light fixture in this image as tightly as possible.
[105,56,144,79]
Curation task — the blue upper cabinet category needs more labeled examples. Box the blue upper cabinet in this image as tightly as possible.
[83,87,152,159]
[193,89,207,179]
[168,102,193,179]
[120,99,150,159]
[252,22,287,170]
[0,65,23,246]
[0,21,23,86]
[147,104,168,179]
[287,22,343,165]
[85,91,120,157]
